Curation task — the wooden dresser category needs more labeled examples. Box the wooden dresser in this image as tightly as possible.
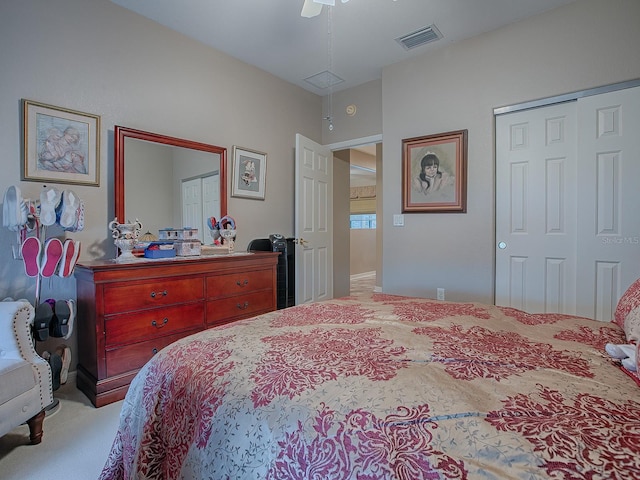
[74,252,279,407]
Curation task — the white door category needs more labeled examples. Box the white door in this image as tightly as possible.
[496,85,640,319]
[295,134,333,304]
[182,178,202,236]
[495,102,578,314]
[202,173,220,244]
[575,86,640,320]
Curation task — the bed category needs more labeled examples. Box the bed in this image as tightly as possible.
[99,284,640,479]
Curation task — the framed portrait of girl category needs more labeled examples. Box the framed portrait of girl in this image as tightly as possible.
[402,129,467,213]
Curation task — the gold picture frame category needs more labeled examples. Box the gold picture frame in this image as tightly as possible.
[402,129,467,213]
[23,99,100,186]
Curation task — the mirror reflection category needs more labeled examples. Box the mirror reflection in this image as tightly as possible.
[115,126,227,244]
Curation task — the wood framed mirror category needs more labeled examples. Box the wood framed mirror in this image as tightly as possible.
[114,126,227,244]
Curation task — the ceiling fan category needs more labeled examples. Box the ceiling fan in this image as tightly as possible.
[301,0,349,18]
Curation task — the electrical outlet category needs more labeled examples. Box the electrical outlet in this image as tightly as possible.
[437,288,445,301]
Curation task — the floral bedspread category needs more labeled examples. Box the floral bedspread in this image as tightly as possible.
[99,292,640,479]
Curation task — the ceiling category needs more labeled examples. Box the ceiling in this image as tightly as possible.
[110,0,576,96]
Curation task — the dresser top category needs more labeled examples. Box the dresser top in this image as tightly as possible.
[75,251,280,280]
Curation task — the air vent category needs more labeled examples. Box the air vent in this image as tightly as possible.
[304,70,345,90]
[396,24,442,50]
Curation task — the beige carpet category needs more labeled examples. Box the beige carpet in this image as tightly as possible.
[0,273,377,479]
[350,271,376,296]
[0,376,123,479]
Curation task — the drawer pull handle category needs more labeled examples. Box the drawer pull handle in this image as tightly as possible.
[236,279,249,287]
[237,301,249,310]
[150,290,168,298]
[152,348,158,354]
[152,318,169,328]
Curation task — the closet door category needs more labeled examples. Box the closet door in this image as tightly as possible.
[495,102,578,314]
[496,85,640,319]
[575,86,640,320]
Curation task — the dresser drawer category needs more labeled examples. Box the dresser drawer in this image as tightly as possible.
[105,330,200,377]
[105,302,205,347]
[206,269,273,299]
[103,277,204,314]
[206,290,274,326]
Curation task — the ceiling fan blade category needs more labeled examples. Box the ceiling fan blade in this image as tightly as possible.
[301,0,323,18]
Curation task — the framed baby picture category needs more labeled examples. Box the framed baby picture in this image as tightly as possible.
[402,129,467,213]
[231,146,267,200]
[22,99,101,186]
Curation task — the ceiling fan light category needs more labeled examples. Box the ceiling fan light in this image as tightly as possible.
[313,0,335,5]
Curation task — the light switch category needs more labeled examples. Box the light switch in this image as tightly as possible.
[393,214,404,227]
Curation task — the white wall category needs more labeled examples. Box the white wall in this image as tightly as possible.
[380,0,640,303]
[0,0,321,305]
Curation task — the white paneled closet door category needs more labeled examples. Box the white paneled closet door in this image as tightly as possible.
[496,85,640,320]
[575,86,640,320]
[495,102,578,314]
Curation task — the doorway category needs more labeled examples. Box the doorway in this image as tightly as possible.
[332,143,380,296]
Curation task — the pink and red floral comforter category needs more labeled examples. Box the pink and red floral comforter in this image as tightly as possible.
[100,292,640,479]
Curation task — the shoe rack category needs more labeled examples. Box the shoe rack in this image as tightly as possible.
[3,184,83,307]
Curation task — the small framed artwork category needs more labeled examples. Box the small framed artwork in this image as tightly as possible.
[22,99,100,186]
[231,146,267,200]
[402,129,467,213]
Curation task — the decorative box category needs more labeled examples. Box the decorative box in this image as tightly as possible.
[177,228,199,240]
[158,228,180,241]
[144,242,176,259]
[174,240,201,256]
[159,227,199,241]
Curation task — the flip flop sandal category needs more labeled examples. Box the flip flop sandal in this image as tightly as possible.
[52,299,71,338]
[33,302,54,341]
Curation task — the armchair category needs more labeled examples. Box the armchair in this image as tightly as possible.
[0,301,53,444]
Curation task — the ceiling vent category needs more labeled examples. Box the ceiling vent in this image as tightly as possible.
[304,70,345,90]
[396,24,443,50]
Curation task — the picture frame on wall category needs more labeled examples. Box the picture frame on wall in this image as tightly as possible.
[402,129,468,213]
[231,146,267,200]
[22,99,101,187]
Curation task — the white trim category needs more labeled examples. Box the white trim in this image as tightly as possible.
[494,78,640,115]
[327,134,382,151]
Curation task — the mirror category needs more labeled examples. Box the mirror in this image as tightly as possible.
[115,126,227,244]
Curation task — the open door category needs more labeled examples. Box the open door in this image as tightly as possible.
[295,134,333,304]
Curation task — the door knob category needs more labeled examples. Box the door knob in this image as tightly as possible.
[498,242,507,249]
